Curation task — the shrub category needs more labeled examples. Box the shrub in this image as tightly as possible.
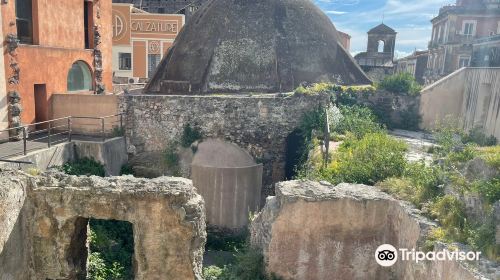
[378,72,422,96]
[324,133,407,185]
[378,162,444,207]
[478,146,500,169]
[88,219,134,280]
[120,164,134,176]
[433,117,464,156]
[462,126,497,147]
[87,252,109,280]
[201,246,276,280]
[377,177,417,202]
[203,266,227,280]
[403,161,444,205]
[429,195,467,242]
[466,218,499,262]
[206,230,247,252]
[59,157,105,177]
[471,178,500,205]
[446,143,478,164]
[180,123,203,148]
[334,105,383,139]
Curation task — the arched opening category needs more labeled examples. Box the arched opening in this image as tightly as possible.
[67,61,93,92]
[378,40,385,53]
[285,129,307,180]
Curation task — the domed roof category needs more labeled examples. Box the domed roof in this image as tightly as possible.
[146,0,371,94]
[192,139,257,168]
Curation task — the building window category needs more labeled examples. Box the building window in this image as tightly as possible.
[462,21,476,37]
[67,61,93,92]
[148,54,161,78]
[119,53,132,70]
[459,56,471,68]
[84,1,93,49]
[15,0,33,44]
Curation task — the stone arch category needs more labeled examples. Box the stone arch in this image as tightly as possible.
[67,60,93,92]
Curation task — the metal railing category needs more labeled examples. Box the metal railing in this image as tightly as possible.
[0,113,123,158]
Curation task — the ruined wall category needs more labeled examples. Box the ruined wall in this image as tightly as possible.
[0,171,31,279]
[251,180,486,280]
[0,171,206,280]
[120,93,328,194]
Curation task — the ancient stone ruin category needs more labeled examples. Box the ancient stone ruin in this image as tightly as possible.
[0,170,206,280]
[251,180,491,280]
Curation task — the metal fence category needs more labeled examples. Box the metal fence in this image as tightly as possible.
[0,114,123,158]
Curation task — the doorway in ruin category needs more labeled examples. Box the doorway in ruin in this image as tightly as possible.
[85,219,135,280]
[285,129,306,180]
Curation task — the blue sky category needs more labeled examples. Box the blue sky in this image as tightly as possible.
[313,0,454,58]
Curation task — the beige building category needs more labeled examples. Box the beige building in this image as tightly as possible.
[112,4,184,82]
[395,51,429,84]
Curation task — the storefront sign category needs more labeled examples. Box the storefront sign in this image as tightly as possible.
[131,20,178,34]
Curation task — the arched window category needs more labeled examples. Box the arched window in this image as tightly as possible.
[67,61,93,92]
[378,40,385,53]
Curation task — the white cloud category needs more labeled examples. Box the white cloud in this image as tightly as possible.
[326,10,348,15]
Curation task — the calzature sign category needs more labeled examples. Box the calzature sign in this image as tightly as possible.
[131,20,178,34]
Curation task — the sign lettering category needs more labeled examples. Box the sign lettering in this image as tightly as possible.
[131,20,178,34]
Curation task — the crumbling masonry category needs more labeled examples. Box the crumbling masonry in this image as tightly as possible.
[0,170,206,280]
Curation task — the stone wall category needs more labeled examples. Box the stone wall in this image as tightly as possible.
[0,171,31,279]
[120,93,328,195]
[251,180,489,280]
[0,171,206,280]
[344,89,421,130]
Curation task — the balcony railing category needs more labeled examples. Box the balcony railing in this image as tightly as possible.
[0,114,123,159]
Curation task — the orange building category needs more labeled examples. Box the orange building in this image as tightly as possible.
[338,31,351,52]
[112,4,184,81]
[1,0,113,126]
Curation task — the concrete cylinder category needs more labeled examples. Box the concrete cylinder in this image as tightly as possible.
[191,139,263,229]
